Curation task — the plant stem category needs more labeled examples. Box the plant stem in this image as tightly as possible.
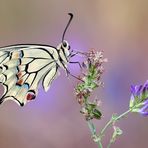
[97,141,103,148]
[87,121,103,148]
[115,109,131,121]
[87,109,131,148]
[100,119,112,137]
[100,109,131,138]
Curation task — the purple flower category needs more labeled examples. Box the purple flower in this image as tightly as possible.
[138,100,148,116]
[129,80,148,116]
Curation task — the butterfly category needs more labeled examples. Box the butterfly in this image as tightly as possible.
[0,13,78,106]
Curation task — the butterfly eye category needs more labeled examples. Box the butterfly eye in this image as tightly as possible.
[62,41,67,48]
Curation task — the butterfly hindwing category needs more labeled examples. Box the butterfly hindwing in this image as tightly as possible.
[43,66,59,92]
[0,45,59,106]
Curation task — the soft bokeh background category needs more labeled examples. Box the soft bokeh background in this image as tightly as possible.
[0,0,147,148]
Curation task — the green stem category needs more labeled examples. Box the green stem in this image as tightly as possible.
[100,120,112,137]
[97,141,103,148]
[100,109,131,138]
[115,109,131,121]
[87,121,103,148]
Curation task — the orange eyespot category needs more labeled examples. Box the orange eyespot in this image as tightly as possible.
[17,72,22,79]
[16,79,23,85]
[26,91,36,101]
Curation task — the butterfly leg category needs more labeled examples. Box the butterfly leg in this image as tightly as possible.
[69,50,88,58]
[69,61,82,69]
[66,69,84,82]
[69,52,78,58]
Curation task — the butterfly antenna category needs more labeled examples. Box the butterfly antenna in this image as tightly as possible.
[62,13,73,42]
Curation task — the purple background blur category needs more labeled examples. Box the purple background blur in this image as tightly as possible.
[0,0,148,148]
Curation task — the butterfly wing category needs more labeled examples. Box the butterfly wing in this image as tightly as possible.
[0,45,59,106]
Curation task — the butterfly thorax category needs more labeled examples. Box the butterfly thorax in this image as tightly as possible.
[56,40,70,70]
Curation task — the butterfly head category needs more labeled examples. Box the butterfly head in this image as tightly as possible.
[57,40,71,63]
[62,40,70,51]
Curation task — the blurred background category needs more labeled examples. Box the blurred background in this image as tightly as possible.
[0,0,147,148]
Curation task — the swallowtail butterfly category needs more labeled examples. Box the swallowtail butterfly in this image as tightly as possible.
[0,13,76,106]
